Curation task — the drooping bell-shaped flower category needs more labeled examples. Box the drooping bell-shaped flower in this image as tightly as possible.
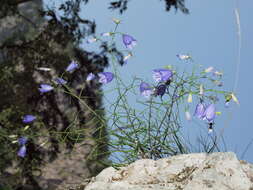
[203,104,216,122]
[140,82,153,98]
[194,103,206,119]
[66,61,78,72]
[204,67,214,73]
[176,54,192,61]
[18,145,26,158]
[123,53,133,64]
[122,34,137,49]
[199,84,204,96]
[231,93,239,105]
[87,37,98,44]
[154,84,166,97]
[187,93,193,103]
[112,18,121,24]
[86,73,96,82]
[213,71,223,77]
[185,111,192,121]
[39,84,54,93]
[152,69,173,83]
[98,72,114,84]
[23,115,36,123]
[18,137,28,146]
[101,32,113,37]
[54,77,67,85]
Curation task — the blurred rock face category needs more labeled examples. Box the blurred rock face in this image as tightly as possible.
[0,0,108,189]
[85,152,253,190]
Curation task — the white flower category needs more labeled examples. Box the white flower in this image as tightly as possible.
[205,67,214,73]
[199,84,204,95]
[185,111,192,121]
[187,93,193,103]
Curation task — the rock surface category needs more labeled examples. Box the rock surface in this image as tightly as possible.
[84,152,253,190]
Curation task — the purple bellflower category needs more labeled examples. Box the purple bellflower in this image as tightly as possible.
[86,73,95,82]
[23,115,36,123]
[98,72,114,84]
[54,78,67,85]
[140,82,153,98]
[39,84,54,93]
[18,146,26,158]
[152,69,173,83]
[122,34,137,49]
[154,84,167,97]
[18,137,28,146]
[194,103,206,119]
[66,61,78,72]
[17,137,28,158]
[203,104,216,122]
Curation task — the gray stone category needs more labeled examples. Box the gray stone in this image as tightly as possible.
[84,152,253,190]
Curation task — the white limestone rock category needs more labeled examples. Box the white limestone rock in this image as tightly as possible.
[84,152,253,190]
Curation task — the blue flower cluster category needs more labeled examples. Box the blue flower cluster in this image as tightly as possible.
[140,68,173,98]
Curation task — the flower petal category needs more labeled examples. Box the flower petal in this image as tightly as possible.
[155,84,166,97]
[23,115,36,123]
[98,72,114,84]
[86,73,96,81]
[122,34,137,49]
[194,103,205,119]
[203,104,216,122]
[185,111,192,121]
[18,146,26,158]
[140,82,153,98]
[39,84,54,93]
[66,61,78,72]
[18,137,28,146]
[152,69,173,82]
[54,78,67,85]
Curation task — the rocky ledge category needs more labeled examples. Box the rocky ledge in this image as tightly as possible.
[84,152,253,190]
